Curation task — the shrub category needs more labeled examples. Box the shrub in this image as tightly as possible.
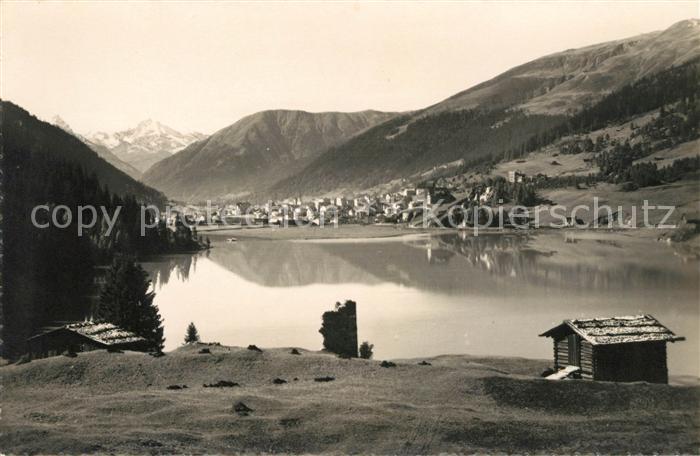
[619,181,639,192]
[359,341,374,359]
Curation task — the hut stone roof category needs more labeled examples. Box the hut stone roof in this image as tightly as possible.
[29,321,146,346]
[540,314,685,345]
[65,322,146,345]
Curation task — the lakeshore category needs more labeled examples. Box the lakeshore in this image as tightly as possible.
[1,344,698,454]
[197,221,696,241]
[196,223,428,240]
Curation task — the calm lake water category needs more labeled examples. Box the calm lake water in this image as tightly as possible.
[141,230,700,377]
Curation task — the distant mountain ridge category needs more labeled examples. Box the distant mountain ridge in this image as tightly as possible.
[89,19,700,202]
[267,19,700,198]
[141,109,398,201]
[2,102,165,204]
[87,119,205,173]
[50,116,142,179]
[424,18,700,117]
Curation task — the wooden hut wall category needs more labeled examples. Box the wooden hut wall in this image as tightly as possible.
[580,340,594,379]
[553,335,594,378]
[28,330,105,359]
[593,341,668,384]
[554,337,569,368]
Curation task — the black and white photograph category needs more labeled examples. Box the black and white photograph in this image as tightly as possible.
[1,1,699,454]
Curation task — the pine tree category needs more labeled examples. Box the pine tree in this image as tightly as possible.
[96,255,165,351]
[184,322,200,344]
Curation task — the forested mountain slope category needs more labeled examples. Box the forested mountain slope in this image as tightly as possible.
[3,102,165,204]
[269,20,700,199]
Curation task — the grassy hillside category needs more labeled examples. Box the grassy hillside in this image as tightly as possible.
[423,19,700,117]
[1,345,697,454]
[270,109,565,198]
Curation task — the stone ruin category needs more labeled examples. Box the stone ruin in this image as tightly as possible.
[319,300,358,358]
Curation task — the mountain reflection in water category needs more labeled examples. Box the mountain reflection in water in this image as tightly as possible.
[140,231,699,377]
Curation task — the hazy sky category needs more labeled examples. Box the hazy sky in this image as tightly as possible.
[1,1,697,134]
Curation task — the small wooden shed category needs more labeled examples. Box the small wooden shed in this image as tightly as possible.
[540,314,684,384]
[27,321,150,359]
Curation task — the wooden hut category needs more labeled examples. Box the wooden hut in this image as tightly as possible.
[27,321,150,359]
[540,315,684,384]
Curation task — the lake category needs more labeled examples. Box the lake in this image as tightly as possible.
[141,229,700,377]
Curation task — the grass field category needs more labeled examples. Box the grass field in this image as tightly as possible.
[539,179,700,226]
[1,344,698,454]
[635,139,700,166]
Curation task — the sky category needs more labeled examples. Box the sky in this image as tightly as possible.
[1,1,697,135]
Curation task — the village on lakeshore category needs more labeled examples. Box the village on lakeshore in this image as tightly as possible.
[162,173,695,232]
[168,183,470,228]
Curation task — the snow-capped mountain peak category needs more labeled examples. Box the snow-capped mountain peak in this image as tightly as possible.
[85,120,206,172]
[49,114,143,179]
[126,119,182,142]
[89,131,122,149]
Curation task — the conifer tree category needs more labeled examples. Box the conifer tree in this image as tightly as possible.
[97,255,164,351]
[184,322,200,344]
